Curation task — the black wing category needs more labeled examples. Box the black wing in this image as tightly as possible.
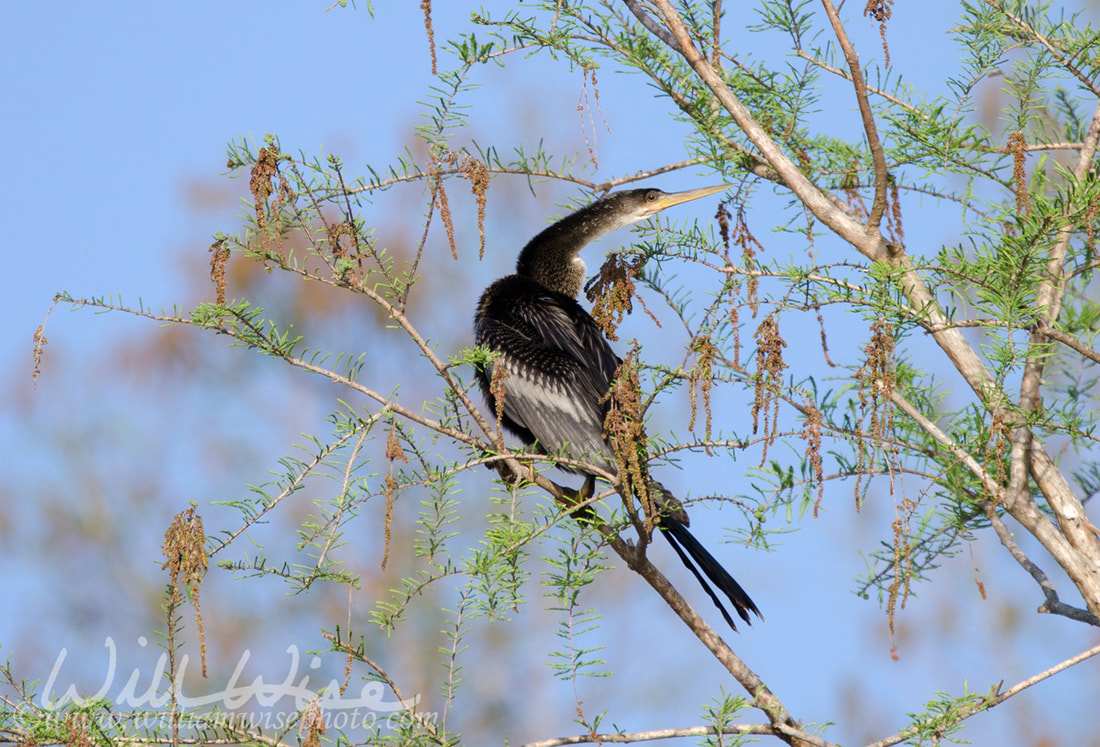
[475,274,763,632]
[475,275,620,473]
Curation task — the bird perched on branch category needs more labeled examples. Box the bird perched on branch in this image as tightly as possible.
[474,185,761,631]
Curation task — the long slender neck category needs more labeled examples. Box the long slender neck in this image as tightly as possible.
[515,197,636,298]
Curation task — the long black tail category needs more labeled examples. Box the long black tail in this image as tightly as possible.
[660,516,762,631]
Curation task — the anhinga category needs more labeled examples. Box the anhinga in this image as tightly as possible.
[474,185,761,631]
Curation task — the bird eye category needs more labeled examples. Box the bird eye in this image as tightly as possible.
[645,190,659,202]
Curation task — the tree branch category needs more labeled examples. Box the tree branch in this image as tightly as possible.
[978,498,1100,625]
[1012,99,1100,616]
[485,453,819,747]
[984,0,1100,97]
[818,0,890,228]
[621,0,682,53]
[1037,322,1100,365]
[865,642,1100,747]
[521,723,836,747]
[644,0,1100,623]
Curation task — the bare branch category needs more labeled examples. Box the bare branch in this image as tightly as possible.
[522,723,837,747]
[818,0,890,227]
[1009,100,1100,616]
[621,0,682,53]
[978,499,1100,625]
[648,0,878,253]
[475,449,820,747]
[1038,323,1100,365]
[886,389,1002,500]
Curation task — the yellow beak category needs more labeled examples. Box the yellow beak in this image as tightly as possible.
[645,184,730,215]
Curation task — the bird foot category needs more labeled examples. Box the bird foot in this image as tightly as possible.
[580,474,596,501]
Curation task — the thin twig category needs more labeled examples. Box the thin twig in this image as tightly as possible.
[818,0,890,228]
[886,389,1002,500]
[1037,323,1100,365]
[522,723,836,747]
[985,0,1100,97]
[865,642,1100,747]
[977,498,1100,625]
[322,632,437,737]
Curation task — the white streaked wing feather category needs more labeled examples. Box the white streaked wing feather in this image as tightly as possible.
[486,354,617,474]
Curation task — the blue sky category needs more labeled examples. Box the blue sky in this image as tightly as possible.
[3,2,1099,745]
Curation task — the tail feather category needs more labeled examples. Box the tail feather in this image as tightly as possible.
[660,515,761,631]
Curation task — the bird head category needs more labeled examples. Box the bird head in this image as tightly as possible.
[515,183,730,298]
[601,183,731,229]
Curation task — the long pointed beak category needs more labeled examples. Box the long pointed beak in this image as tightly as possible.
[646,184,730,215]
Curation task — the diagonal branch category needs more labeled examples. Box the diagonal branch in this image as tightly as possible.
[865,642,1100,747]
[521,723,837,747]
[818,0,890,228]
[978,498,1100,625]
[647,0,876,254]
[642,0,1100,621]
[621,0,682,52]
[1037,323,1100,365]
[487,453,818,747]
[888,380,1096,623]
[887,388,1002,500]
[984,0,1100,97]
[1009,101,1100,609]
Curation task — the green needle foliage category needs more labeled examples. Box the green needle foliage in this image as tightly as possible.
[15,1,1100,746]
